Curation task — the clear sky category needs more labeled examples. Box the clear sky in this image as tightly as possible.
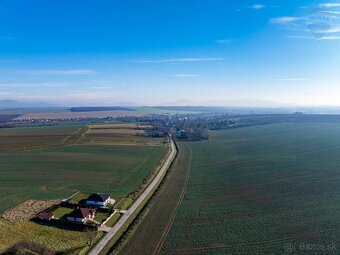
[0,0,340,106]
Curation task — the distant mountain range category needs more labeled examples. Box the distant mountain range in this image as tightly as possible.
[0,99,139,109]
[0,100,55,108]
[2,99,340,114]
[162,98,291,107]
[0,97,292,109]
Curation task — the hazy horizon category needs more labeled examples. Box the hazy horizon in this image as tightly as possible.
[1,1,340,106]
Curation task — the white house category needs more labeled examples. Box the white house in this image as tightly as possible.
[86,193,111,207]
[66,208,96,223]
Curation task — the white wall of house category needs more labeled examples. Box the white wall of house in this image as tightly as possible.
[86,199,108,207]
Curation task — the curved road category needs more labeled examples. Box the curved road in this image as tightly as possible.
[89,138,177,255]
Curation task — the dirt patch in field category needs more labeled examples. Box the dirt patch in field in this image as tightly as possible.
[2,199,60,223]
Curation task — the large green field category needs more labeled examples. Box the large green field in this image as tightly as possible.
[0,144,166,214]
[0,124,166,253]
[0,125,86,152]
[122,123,340,254]
[118,142,192,255]
[0,125,166,214]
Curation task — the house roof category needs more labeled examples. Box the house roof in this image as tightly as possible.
[38,212,54,220]
[68,208,96,219]
[87,193,110,202]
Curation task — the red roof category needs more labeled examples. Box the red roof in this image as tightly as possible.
[38,212,54,220]
[68,208,96,219]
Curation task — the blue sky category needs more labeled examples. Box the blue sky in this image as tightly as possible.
[0,0,340,106]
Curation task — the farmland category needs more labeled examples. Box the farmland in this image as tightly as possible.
[80,123,163,146]
[118,142,192,255]
[0,138,166,214]
[0,125,86,152]
[121,123,340,254]
[0,122,167,253]
[85,123,149,137]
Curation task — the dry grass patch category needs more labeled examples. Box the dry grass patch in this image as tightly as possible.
[86,128,145,136]
[0,218,92,253]
[79,135,164,146]
[2,199,60,223]
[88,123,152,129]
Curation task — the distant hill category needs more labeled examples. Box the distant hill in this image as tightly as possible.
[0,100,27,108]
[163,98,289,108]
[0,100,53,109]
[154,106,229,113]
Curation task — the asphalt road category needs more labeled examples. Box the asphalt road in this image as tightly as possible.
[88,138,177,255]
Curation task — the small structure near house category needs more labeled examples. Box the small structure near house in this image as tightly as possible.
[86,193,111,207]
[38,212,54,221]
[66,208,96,223]
[61,198,78,205]
[61,198,78,208]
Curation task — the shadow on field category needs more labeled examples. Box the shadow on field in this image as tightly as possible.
[31,217,96,232]
[4,241,58,255]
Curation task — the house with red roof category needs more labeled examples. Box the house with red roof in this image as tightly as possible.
[66,208,96,223]
[38,212,54,221]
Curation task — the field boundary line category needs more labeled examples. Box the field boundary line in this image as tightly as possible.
[67,191,80,200]
[153,144,192,255]
[60,127,83,145]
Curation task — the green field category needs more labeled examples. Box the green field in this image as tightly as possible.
[0,125,86,152]
[0,144,166,214]
[118,142,192,255]
[121,123,340,254]
[0,124,166,214]
[0,123,166,253]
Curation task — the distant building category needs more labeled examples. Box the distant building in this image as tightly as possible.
[86,193,111,207]
[66,208,96,223]
[38,212,54,221]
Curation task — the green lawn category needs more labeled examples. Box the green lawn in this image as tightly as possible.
[161,123,340,254]
[115,197,134,210]
[69,192,91,203]
[105,212,121,227]
[52,207,73,219]
[95,212,110,223]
